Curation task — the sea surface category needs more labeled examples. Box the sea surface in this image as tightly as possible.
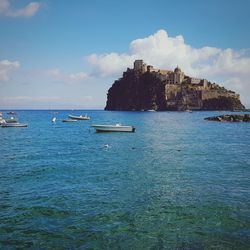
[0,110,250,249]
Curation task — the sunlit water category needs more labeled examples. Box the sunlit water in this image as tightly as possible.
[0,110,250,249]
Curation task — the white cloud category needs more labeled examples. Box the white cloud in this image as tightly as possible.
[46,68,89,83]
[87,53,136,77]
[0,0,9,12]
[0,59,20,81]
[68,72,89,82]
[86,29,250,107]
[0,0,41,17]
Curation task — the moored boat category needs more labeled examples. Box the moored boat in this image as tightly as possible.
[1,123,28,127]
[0,112,5,124]
[92,124,135,133]
[68,114,90,120]
[5,117,18,123]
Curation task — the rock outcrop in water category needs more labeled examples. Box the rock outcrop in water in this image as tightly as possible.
[205,114,250,122]
[105,60,245,111]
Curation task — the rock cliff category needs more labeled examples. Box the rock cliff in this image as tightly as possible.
[105,62,245,111]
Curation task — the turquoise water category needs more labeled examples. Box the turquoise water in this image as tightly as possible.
[0,110,250,249]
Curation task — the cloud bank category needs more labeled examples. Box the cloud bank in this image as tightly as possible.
[46,68,89,84]
[86,29,250,106]
[0,0,41,17]
[0,59,20,81]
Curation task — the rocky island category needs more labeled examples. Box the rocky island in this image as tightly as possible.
[205,114,250,122]
[105,60,245,111]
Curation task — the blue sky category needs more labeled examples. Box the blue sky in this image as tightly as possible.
[1,0,250,109]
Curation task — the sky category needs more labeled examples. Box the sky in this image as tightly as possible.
[1,0,250,109]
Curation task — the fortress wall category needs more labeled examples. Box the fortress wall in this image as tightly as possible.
[202,90,240,100]
[165,84,182,99]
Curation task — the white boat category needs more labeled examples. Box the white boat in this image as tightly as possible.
[68,114,90,120]
[0,119,5,124]
[92,124,135,133]
[0,113,5,124]
[1,122,28,127]
[5,117,18,123]
[52,117,56,123]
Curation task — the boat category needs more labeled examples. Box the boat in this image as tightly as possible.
[7,111,16,115]
[92,124,135,133]
[51,117,56,123]
[1,123,28,127]
[62,119,78,122]
[0,118,5,124]
[0,113,5,124]
[5,117,18,123]
[68,114,90,120]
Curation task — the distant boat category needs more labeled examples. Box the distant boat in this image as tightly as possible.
[147,109,156,112]
[0,112,5,124]
[62,119,78,122]
[68,114,90,120]
[7,111,16,115]
[0,118,5,124]
[51,117,56,123]
[1,123,28,128]
[92,124,135,133]
[5,117,18,123]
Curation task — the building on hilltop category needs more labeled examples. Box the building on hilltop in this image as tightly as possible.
[166,66,185,84]
[134,60,147,73]
[106,59,245,111]
[133,60,190,85]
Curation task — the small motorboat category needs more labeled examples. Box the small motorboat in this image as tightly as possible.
[7,111,16,115]
[92,124,135,133]
[0,113,5,124]
[62,119,78,122]
[51,117,56,123]
[68,114,90,120]
[5,117,18,123]
[1,122,28,128]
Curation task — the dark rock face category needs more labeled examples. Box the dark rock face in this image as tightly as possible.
[105,71,166,111]
[105,69,245,111]
[205,114,250,122]
[202,97,244,111]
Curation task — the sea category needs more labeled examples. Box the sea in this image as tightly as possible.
[0,110,250,249]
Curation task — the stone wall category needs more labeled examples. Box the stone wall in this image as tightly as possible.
[202,90,240,100]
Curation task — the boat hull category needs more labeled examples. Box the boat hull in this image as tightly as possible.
[92,124,135,132]
[68,115,90,120]
[1,123,28,127]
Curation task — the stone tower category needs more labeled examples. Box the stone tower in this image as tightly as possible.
[174,66,184,84]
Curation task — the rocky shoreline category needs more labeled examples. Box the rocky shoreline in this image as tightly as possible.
[205,114,250,122]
